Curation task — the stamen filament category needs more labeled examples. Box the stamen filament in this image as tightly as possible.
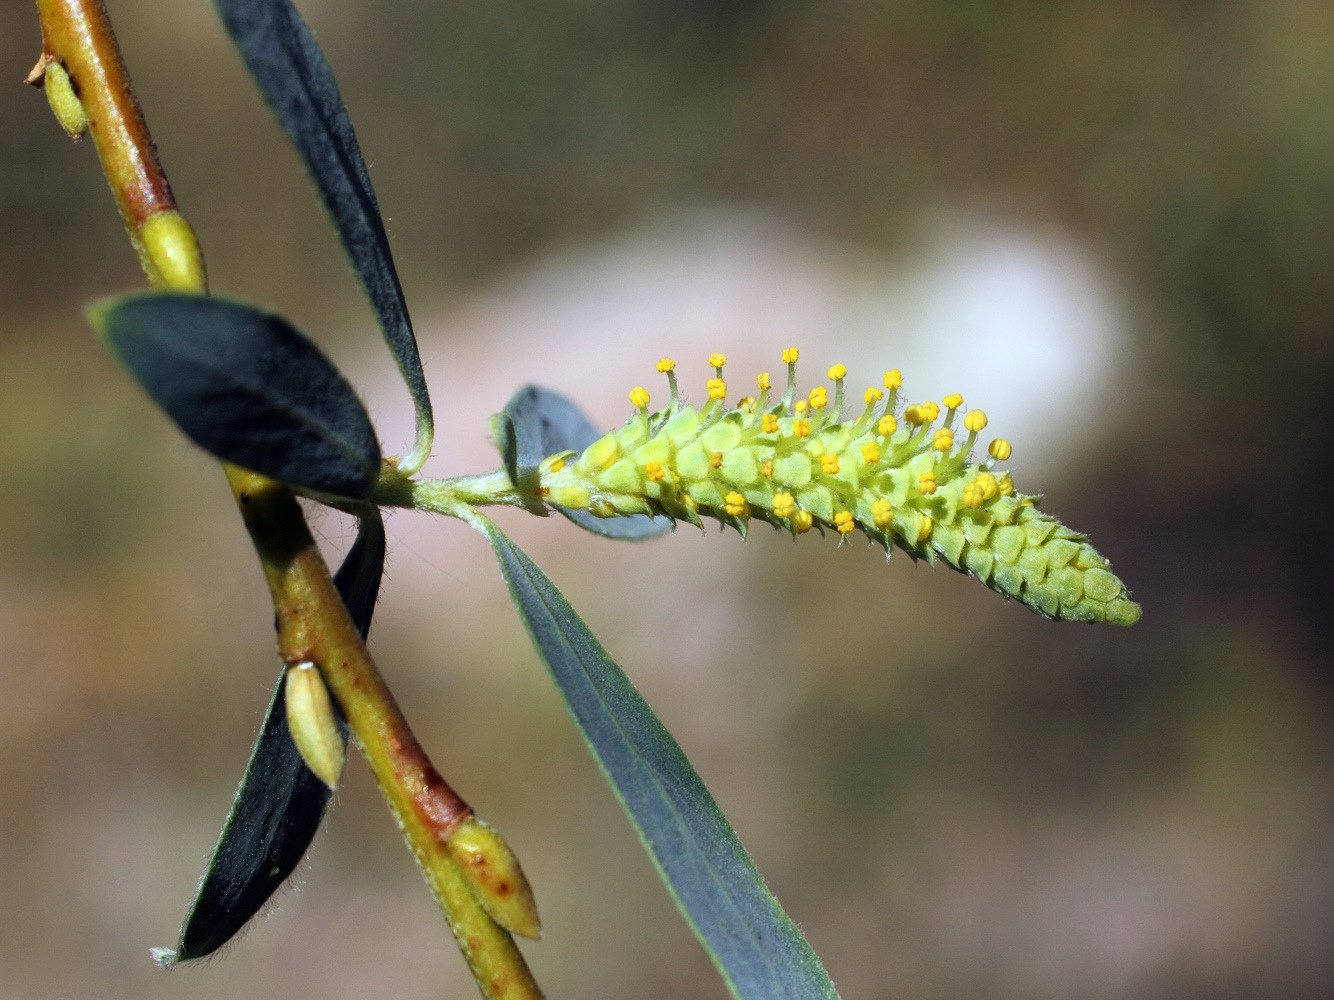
[780,348,800,412]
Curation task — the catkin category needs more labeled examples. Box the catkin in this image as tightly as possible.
[540,358,1140,625]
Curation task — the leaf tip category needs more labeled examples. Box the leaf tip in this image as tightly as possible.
[83,293,122,341]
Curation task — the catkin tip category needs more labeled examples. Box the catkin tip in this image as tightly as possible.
[1107,600,1143,627]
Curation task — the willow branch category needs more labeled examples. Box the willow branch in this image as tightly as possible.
[228,470,541,997]
[29,2,542,995]
[32,0,205,290]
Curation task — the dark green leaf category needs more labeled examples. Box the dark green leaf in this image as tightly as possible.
[481,520,840,1000]
[212,0,433,466]
[93,292,381,499]
[491,410,521,498]
[501,385,671,540]
[159,512,385,964]
[331,509,388,639]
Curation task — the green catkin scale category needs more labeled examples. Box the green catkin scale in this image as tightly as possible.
[539,352,1141,626]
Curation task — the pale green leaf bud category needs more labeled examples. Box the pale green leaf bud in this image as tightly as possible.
[42,60,88,139]
[447,816,541,940]
[284,662,345,789]
[140,209,208,293]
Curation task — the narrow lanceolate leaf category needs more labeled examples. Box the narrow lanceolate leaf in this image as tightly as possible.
[92,292,381,499]
[495,385,671,541]
[155,513,385,964]
[212,0,433,473]
[478,518,839,1000]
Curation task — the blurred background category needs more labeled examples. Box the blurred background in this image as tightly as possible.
[3,1,1334,997]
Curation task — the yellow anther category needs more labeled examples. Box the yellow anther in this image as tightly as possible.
[988,438,1012,461]
[761,460,774,478]
[809,386,828,409]
[962,482,985,509]
[975,472,999,500]
[933,427,954,452]
[709,353,728,368]
[773,492,797,518]
[821,453,840,475]
[724,491,748,517]
[904,405,926,426]
[761,413,779,433]
[645,460,666,483]
[878,415,897,436]
[782,347,800,364]
[964,409,988,432]
[921,401,940,422]
[793,418,811,438]
[871,498,894,527]
[864,387,884,405]
[656,358,676,373]
[629,386,651,409]
[916,512,933,542]
[943,393,963,410]
[827,364,847,381]
[791,510,814,534]
[884,369,902,389]
[998,475,1014,497]
[737,396,756,412]
[918,471,937,495]
[861,442,881,464]
[1018,497,1034,508]
[682,494,699,511]
[707,377,727,399]
[710,451,724,469]
[834,510,855,535]
[757,372,771,391]
[548,457,566,474]
[795,399,809,414]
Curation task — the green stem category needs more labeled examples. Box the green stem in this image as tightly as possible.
[371,470,530,513]
[228,470,542,999]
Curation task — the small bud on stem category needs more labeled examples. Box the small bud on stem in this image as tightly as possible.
[284,662,345,789]
[447,817,542,941]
